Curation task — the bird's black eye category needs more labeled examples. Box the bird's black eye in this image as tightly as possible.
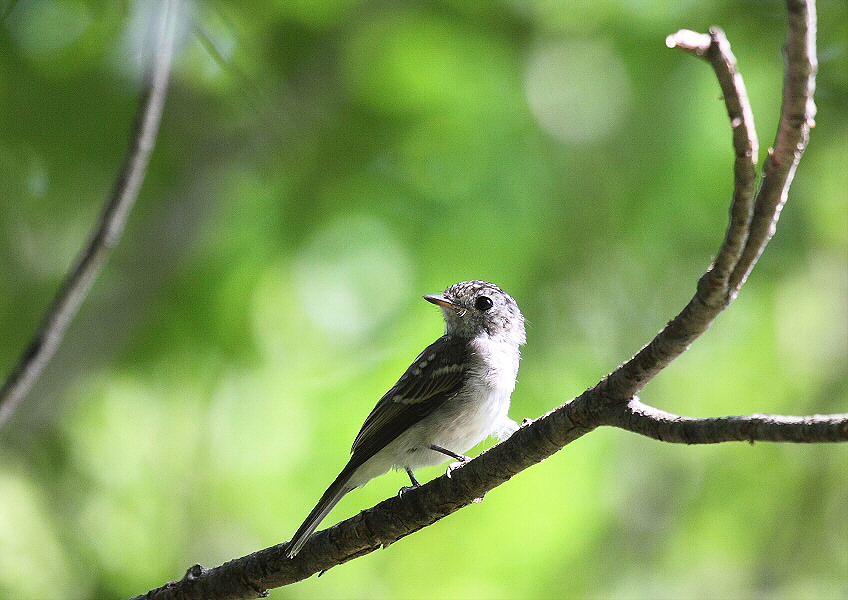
[474,295,493,311]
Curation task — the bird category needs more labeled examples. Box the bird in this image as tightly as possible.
[286,280,526,558]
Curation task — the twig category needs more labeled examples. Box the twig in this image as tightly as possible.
[0,0,178,428]
[666,27,759,302]
[598,26,761,403]
[606,398,848,444]
[728,0,817,292]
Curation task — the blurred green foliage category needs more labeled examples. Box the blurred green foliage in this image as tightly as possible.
[0,0,846,598]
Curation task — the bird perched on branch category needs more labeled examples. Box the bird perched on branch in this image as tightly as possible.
[287,280,526,558]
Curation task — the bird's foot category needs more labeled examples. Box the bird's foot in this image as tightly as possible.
[399,467,422,498]
[398,485,418,498]
[446,460,467,479]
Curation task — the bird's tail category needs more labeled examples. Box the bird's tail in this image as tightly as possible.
[286,462,360,558]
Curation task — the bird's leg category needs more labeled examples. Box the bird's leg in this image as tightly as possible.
[398,468,421,498]
[432,446,486,501]
[428,444,468,462]
[399,446,471,498]
[406,467,422,487]
[427,444,472,479]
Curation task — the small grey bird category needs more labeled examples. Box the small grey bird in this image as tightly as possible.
[286,280,526,558]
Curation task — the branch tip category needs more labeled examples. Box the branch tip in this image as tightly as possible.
[666,29,711,53]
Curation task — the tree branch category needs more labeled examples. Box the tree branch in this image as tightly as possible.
[728,0,817,292]
[130,1,840,598]
[132,391,847,600]
[666,27,759,294]
[0,0,178,428]
[603,398,848,444]
[600,23,772,403]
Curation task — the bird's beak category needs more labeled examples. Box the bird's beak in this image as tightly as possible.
[424,293,461,311]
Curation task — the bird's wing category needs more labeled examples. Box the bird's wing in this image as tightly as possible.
[350,335,468,465]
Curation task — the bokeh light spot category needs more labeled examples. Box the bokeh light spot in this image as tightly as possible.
[525,37,632,144]
[292,215,413,341]
[7,0,92,60]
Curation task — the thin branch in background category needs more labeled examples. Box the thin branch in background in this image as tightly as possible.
[0,0,179,428]
[193,22,259,99]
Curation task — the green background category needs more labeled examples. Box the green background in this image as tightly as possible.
[0,1,846,598]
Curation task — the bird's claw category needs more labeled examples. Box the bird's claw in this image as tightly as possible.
[446,460,466,479]
[398,484,418,498]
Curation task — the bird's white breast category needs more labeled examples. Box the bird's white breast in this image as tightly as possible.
[349,337,521,486]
